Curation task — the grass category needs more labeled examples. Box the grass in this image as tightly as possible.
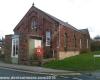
[43,51,100,71]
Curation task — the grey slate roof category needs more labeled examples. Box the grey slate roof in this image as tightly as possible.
[79,29,89,34]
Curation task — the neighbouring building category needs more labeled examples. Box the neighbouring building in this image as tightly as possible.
[0,38,4,55]
[94,36,100,41]
[91,36,100,51]
[4,4,91,65]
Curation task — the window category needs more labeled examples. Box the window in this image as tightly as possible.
[46,31,51,46]
[12,39,16,56]
[11,35,19,58]
[31,19,38,29]
[87,39,89,48]
[64,33,67,48]
[74,34,76,48]
[80,39,82,49]
[57,34,59,48]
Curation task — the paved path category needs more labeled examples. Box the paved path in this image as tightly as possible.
[91,71,100,79]
[0,62,80,76]
[0,62,97,80]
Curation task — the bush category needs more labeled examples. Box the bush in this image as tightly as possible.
[91,41,100,51]
[80,49,90,54]
[0,53,5,61]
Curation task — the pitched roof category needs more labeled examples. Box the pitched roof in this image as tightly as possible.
[14,5,88,34]
[33,6,79,31]
[79,29,89,34]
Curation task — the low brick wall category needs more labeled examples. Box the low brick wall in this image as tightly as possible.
[58,51,80,60]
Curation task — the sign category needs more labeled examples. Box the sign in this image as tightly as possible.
[93,55,100,64]
[36,46,43,57]
[35,46,44,66]
[94,55,100,57]
[34,40,41,48]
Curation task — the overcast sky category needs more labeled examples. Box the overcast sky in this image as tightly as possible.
[0,0,100,38]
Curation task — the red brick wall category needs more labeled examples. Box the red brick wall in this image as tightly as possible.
[19,34,29,65]
[13,6,90,60]
[4,35,12,63]
[58,25,90,53]
[59,25,78,51]
[4,6,91,65]
[80,33,91,52]
[14,8,58,59]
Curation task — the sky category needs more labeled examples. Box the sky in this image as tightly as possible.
[0,0,100,38]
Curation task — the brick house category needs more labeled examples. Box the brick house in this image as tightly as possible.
[4,5,91,65]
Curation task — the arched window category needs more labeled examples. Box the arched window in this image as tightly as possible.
[80,39,82,49]
[64,33,67,48]
[74,34,76,48]
[31,19,38,29]
[87,39,89,48]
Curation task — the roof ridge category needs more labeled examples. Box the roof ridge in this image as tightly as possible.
[33,6,79,31]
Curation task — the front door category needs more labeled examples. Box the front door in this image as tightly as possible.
[28,39,42,60]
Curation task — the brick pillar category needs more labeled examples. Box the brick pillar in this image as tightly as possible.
[19,34,29,65]
[4,35,12,63]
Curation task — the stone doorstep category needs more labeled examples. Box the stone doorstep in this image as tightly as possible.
[30,58,55,65]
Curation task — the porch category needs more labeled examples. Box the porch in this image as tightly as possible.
[11,35,56,65]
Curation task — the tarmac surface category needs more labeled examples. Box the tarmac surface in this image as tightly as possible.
[0,67,96,80]
[0,62,80,76]
[0,62,98,80]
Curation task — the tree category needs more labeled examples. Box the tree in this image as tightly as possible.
[91,35,100,51]
[94,35,100,40]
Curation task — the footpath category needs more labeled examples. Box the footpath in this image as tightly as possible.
[0,62,81,76]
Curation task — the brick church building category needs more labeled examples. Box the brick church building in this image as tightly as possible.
[4,4,91,65]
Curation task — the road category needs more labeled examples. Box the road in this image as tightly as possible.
[0,67,96,80]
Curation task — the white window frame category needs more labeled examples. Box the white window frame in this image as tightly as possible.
[11,35,19,58]
[46,31,51,46]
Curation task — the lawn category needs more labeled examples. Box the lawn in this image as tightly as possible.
[43,51,100,71]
